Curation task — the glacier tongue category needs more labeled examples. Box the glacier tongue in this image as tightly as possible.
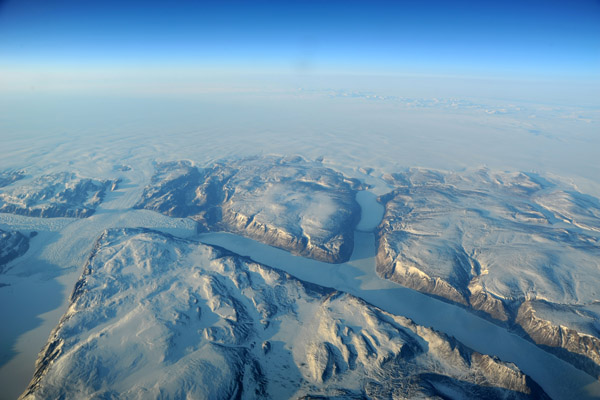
[23,228,548,399]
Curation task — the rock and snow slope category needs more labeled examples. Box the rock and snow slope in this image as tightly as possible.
[0,172,119,218]
[0,170,25,188]
[23,228,548,399]
[0,228,30,273]
[376,168,600,378]
[134,156,363,263]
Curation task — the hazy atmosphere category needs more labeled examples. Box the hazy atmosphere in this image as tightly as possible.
[1,1,599,399]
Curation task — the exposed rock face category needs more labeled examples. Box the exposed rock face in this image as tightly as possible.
[376,167,600,377]
[134,156,363,263]
[516,301,600,379]
[0,229,29,272]
[0,170,25,188]
[23,228,548,399]
[0,172,119,218]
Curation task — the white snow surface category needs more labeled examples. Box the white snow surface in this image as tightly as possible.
[0,162,197,400]
[0,89,599,399]
[23,228,545,400]
[0,157,598,400]
[0,172,118,218]
[378,168,600,328]
[198,231,600,400]
[135,156,363,262]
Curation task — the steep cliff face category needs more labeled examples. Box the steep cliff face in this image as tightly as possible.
[376,167,600,377]
[516,301,600,379]
[22,228,548,400]
[135,156,362,263]
[0,172,119,218]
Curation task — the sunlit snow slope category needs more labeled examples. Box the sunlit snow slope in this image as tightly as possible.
[23,228,548,400]
[377,167,600,377]
[135,156,363,263]
[0,172,119,218]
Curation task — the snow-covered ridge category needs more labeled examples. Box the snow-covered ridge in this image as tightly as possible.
[0,170,25,188]
[134,156,363,263]
[0,172,119,218]
[376,167,600,378]
[23,228,548,399]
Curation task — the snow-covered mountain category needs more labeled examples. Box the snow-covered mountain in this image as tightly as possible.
[135,156,363,263]
[22,228,548,399]
[0,172,119,218]
[376,167,600,378]
[0,170,25,188]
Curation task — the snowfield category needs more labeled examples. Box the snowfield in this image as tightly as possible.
[1,90,599,400]
[0,172,119,218]
[1,159,600,400]
[376,167,600,378]
[23,228,548,400]
[135,156,363,263]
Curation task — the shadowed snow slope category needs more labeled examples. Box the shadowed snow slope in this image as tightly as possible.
[377,167,600,378]
[0,170,25,188]
[23,228,547,400]
[0,172,119,218]
[134,156,363,263]
[0,228,29,273]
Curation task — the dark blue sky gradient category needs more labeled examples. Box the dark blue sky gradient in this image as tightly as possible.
[1,0,599,78]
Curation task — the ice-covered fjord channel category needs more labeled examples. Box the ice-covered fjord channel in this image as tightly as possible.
[198,190,600,400]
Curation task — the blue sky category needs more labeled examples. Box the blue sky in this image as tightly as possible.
[1,0,598,77]
[0,0,599,106]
